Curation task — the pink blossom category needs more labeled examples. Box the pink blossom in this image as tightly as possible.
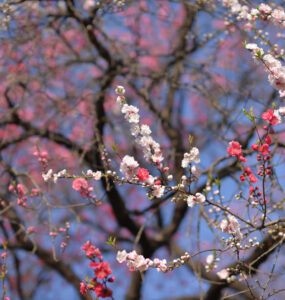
[220,216,242,240]
[117,249,170,273]
[120,155,139,178]
[27,226,35,233]
[191,165,201,178]
[30,188,39,197]
[152,184,165,198]
[115,85,125,95]
[187,193,206,207]
[206,254,214,265]
[259,4,272,15]
[181,147,200,168]
[72,178,88,191]
[121,104,140,123]
[116,250,128,263]
[83,0,95,10]
[87,170,102,180]
[217,269,229,280]
[42,169,53,182]
[140,124,151,135]
[17,184,25,197]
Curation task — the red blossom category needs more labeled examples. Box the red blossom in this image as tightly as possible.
[108,276,115,282]
[249,186,255,195]
[262,109,279,126]
[89,261,99,268]
[137,168,150,181]
[80,282,87,295]
[264,135,272,145]
[238,155,247,163]
[81,241,102,259]
[249,174,258,183]
[244,168,252,175]
[227,141,242,157]
[94,282,113,298]
[259,144,270,156]
[94,262,112,279]
[251,144,259,151]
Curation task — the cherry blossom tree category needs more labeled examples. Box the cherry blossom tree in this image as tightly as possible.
[0,0,284,299]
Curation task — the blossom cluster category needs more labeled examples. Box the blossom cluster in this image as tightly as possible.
[33,150,48,168]
[83,0,125,11]
[222,1,285,27]
[181,147,200,170]
[186,193,205,208]
[239,167,257,184]
[244,43,285,98]
[205,254,220,272]
[36,87,282,291]
[119,154,166,198]
[227,141,246,162]
[221,1,285,97]
[226,107,283,213]
[42,169,67,183]
[263,55,285,98]
[86,169,102,180]
[115,86,164,164]
[8,183,27,207]
[116,87,207,202]
[116,249,190,273]
[80,241,114,298]
[220,215,242,240]
[1,249,10,300]
[72,178,92,197]
[217,267,248,283]
[42,168,101,200]
[8,184,39,207]
[49,222,70,249]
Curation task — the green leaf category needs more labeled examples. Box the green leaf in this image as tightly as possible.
[215,178,221,188]
[256,49,263,59]
[112,144,118,153]
[242,108,251,118]
[208,174,213,182]
[188,135,193,147]
[106,236,116,248]
[242,107,255,124]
